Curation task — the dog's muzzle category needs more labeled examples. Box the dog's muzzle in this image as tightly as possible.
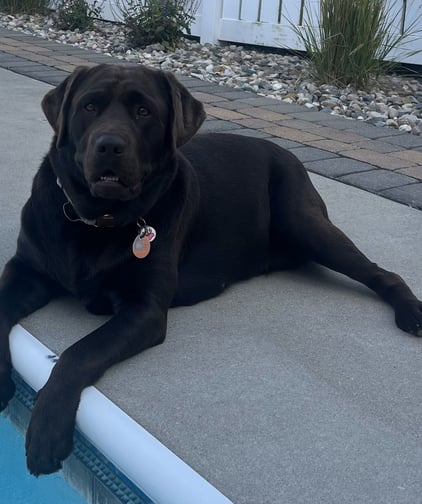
[87,133,141,200]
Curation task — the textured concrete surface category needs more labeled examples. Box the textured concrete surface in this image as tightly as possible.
[1,61,422,504]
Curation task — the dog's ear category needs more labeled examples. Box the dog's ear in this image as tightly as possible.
[42,66,89,149]
[164,72,206,148]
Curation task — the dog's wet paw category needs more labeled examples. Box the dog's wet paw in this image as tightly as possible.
[395,300,422,337]
[25,389,76,476]
[0,370,15,411]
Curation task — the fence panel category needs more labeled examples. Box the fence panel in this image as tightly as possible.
[388,0,422,64]
[221,1,241,20]
[239,0,260,21]
[98,0,422,65]
[260,0,282,23]
[216,0,303,49]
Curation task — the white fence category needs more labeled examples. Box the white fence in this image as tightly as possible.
[101,0,422,65]
[190,0,305,49]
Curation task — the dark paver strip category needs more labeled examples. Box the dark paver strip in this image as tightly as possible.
[267,137,303,149]
[338,169,418,192]
[289,110,341,122]
[199,119,243,132]
[19,68,68,78]
[175,80,219,89]
[317,120,407,139]
[237,96,280,106]
[304,158,376,178]
[313,127,368,144]
[380,134,422,148]
[290,146,339,163]
[205,89,257,99]
[0,52,28,62]
[261,103,314,114]
[2,61,44,68]
[381,183,422,208]
[225,128,272,138]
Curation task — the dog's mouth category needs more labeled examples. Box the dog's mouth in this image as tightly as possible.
[98,173,127,187]
[90,172,140,201]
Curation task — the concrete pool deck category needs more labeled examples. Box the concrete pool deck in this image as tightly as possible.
[1,30,422,504]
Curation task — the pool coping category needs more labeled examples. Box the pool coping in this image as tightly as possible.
[7,325,233,504]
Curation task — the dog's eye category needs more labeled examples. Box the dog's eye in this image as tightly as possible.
[84,103,96,112]
[137,106,150,117]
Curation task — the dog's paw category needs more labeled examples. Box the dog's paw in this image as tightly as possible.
[25,388,76,476]
[395,300,422,337]
[0,369,15,411]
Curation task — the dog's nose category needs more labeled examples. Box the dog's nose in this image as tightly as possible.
[95,134,126,156]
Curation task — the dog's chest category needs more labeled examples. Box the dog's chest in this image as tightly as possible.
[47,225,135,296]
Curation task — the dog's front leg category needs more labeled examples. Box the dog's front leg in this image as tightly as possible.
[0,257,60,410]
[25,295,169,476]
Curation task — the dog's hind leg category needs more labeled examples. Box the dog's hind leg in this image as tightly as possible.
[270,158,422,336]
[0,257,60,410]
[173,268,227,306]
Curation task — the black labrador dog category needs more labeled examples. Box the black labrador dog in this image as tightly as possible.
[0,64,421,475]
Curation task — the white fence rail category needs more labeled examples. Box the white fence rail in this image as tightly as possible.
[101,0,422,65]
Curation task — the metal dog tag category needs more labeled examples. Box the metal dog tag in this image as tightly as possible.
[132,220,157,259]
[145,226,156,242]
[132,235,151,259]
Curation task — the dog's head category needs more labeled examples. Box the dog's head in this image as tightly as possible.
[42,64,205,203]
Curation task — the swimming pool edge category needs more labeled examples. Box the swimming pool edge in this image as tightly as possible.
[6,324,233,504]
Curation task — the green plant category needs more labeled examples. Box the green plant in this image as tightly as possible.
[290,0,422,88]
[55,0,102,31]
[118,0,199,49]
[0,0,49,14]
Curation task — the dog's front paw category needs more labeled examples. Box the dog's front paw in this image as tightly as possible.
[395,300,422,337]
[0,367,15,411]
[25,387,77,476]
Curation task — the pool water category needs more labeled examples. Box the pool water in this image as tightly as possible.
[0,414,87,503]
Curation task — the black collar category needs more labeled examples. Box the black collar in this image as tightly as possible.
[55,177,157,259]
[57,177,119,227]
